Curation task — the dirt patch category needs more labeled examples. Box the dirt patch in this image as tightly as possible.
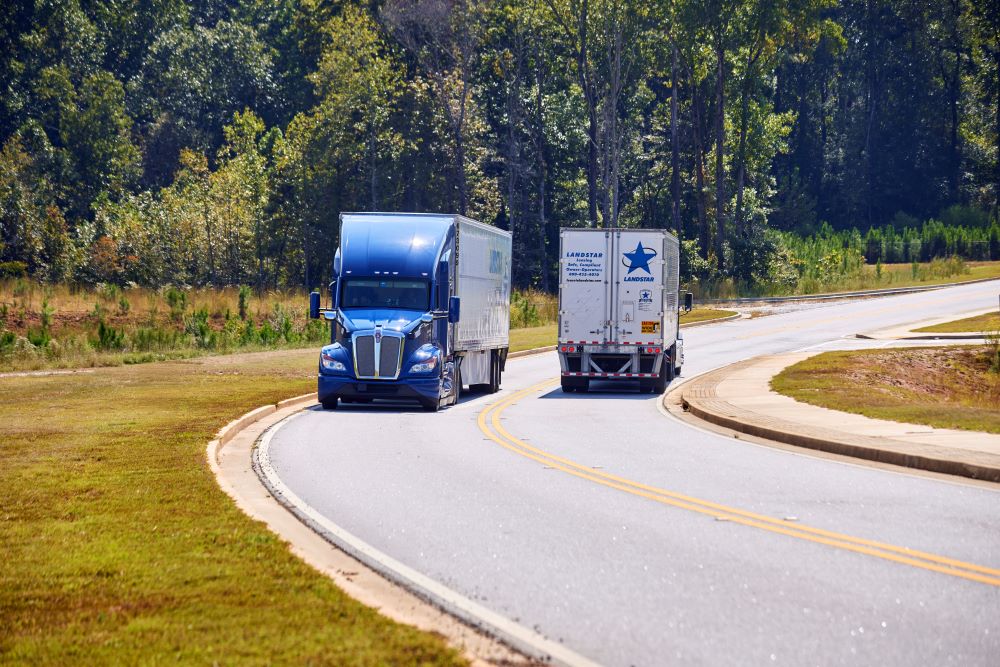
[772,345,1000,433]
[839,347,997,407]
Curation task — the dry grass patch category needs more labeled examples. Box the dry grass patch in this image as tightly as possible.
[771,346,1000,434]
[914,312,1000,334]
[0,349,464,665]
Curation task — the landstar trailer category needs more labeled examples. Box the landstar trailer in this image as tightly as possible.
[309,213,512,411]
[557,227,685,394]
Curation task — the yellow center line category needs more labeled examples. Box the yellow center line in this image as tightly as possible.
[477,380,1000,587]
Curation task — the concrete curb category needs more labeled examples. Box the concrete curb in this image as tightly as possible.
[857,332,990,341]
[679,358,1000,483]
[207,399,546,667]
[508,344,556,358]
[205,351,597,666]
[254,420,598,667]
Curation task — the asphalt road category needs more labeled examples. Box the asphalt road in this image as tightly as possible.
[267,281,1000,666]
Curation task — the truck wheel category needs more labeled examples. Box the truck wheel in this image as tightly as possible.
[489,351,501,393]
[561,378,575,393]
[654,354,674,394]
[421,399,440,412]
[321,397,338,410]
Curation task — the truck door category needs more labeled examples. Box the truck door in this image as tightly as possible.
[613,230,664,346]
[559,230,611,344]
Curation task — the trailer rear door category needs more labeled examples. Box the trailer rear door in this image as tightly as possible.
[559,230,611,344]
[612,230,666,346]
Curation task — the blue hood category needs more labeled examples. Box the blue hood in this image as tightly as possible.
[341,308,425,332]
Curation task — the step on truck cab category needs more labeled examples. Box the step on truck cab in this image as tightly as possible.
[557,227,685,394]
[310,213,512,411]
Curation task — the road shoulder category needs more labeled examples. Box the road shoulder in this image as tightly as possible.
[208,397,538,667]
[673,352,1000,483]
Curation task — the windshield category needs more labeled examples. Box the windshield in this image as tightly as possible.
[341,278,430,311]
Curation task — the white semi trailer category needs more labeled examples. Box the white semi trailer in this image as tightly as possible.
[557,227,686,394]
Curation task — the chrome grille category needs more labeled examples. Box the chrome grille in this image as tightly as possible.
[352,331,403,379]
[354,335,376,377]
[379,335,402,377]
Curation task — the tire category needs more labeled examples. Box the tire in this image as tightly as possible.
[488,351,501,393]
[453,364,462,405]
[653,350,674,394]
[321,397,338,410]
[421,399,440,412]
[561,378,576,393]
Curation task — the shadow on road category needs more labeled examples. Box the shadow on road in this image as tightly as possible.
[538,381,667,400]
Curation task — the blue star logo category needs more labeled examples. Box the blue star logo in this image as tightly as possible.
[622,242,657,274]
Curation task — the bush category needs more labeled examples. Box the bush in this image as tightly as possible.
[184,307,214,348]
[131,326,183,352]
[238,285,251,321]
[0,261,27,278]
[164,287,187,321]
[95,320,126,351]
[510,291,540,328]
[258,321,280,346]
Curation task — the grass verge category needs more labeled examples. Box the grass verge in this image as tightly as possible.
[510,325,557,352]
[0,349,464,665]
[680,308,737,324]
[914,312,1000,334]
[507,309,736,353]
[771,346,1000,434]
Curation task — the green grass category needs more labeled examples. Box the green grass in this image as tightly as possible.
[680,308,737,324]
[510,324,557,352]
[0,349,465,665]
[771,346,1000,434]
[914,312,1000,334]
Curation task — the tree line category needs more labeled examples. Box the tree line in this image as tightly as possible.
[1,0,999,292]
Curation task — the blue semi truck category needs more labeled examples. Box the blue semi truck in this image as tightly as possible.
[309,213,512,411]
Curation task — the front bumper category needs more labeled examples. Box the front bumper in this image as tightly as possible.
[318,374,441,404]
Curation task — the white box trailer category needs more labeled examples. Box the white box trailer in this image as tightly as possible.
[557,227,683,393]
[451,215,513,389]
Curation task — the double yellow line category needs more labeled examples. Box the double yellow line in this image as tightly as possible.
[477,379,1000,587]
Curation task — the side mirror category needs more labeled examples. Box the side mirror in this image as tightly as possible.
[683,291,694,313]
[420,313,434,324]
[448,296,461,323]
[309,291,321,319]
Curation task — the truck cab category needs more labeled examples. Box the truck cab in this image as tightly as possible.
[310,213,511,412]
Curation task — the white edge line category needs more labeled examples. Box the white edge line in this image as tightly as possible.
[255,414,601,667]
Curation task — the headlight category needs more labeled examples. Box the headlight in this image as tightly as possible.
[409,356,438,374]
[409,344,439,374]
[321,351,346,372]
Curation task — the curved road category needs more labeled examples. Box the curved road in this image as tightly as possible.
[267,281,1000,666]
